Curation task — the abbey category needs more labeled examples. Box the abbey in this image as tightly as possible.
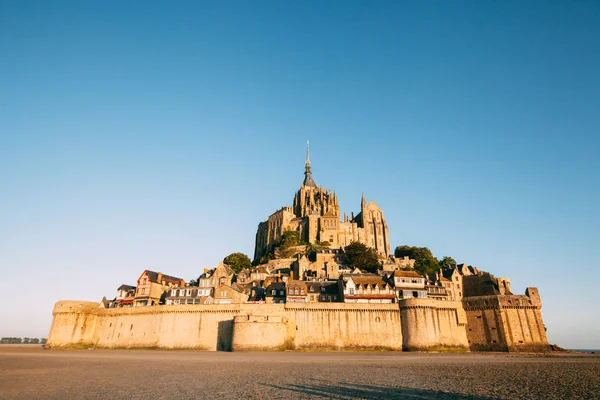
[254,145,390,262]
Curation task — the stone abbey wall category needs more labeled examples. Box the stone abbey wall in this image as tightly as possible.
[47,300,471,351]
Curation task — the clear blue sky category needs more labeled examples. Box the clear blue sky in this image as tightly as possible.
[1,1,598,349]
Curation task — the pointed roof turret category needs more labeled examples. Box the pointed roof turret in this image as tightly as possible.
[361,192,366,209]
[303,140,317,187]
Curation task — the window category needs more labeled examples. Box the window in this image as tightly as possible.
[272,290,276,295]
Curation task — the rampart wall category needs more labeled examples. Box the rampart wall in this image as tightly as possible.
[399,298,469,351]
[462,288,549,352]
[47,300,474,351]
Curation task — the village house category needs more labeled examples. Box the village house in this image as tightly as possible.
[317,280,343,302]
[434,264,480,301]
[286,280,308,303]
[213,285,249,305]
[248,285,266,303]
[134,270,185,306]
[342,274,396,304]
[390,270,427,300]
[236,269,251,284]
[165,286,214,305]
[250,266,269,282]
[198,262,235,289]
[305,281,321,302]
[426,283,449,301]
[114,284,136,307]
[382,255,416,272]
[265,282,286,303]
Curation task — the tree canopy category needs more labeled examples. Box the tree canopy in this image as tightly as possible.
[223,252,253,273]
[394,245,440,277]
[439,256,457,270]
[275,230,302,258]
[344,241,381,274]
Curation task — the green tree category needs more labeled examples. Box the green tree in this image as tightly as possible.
[0,337,22,344]
[439,256,457,270]
[394,245,440,277]
[278,230,300,249]
[223,252,253,273]
[344,242,381,273]
[276,230,302,258]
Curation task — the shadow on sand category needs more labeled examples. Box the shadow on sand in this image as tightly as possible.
[260,378,497,399]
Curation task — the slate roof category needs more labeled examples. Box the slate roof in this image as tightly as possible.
[266,282,286,297]
[393,270,424,278]
[118,284,136,291]
[144,270,184,284]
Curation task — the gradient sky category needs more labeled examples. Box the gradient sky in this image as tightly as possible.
[1,1,598,349]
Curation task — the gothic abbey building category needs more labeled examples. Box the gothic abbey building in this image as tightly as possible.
[253,147,390,262]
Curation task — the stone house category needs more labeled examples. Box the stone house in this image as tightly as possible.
[198,262,235,289]
[426,283,449,300]
[165,286,214,305]
[237,269,251,284]
[390,270,427,300]
[434,264,481,301]
[382,255,416,271]
[342,275,396,304]
[250,266,269,282]
[114,284,136,307]
[286,280,309,303]
[316,280,343,302]
[134,270,185,306]
[265,282,286,304]
[213,285,249,305]
[248,286,266,303]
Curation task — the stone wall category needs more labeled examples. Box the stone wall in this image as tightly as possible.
[47,301,99,347]
[399,298,469,351]
[47,296,546,352]
[462,288,549,352]
[286,303,403,350]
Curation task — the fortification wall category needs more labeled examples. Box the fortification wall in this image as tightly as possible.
[47,301,100,347]
[463,290,549,352]
[286,303,403,350]
[47,296,546,352]
[399,298,469,351]
[231,315,287,351]
[47,301,405,351]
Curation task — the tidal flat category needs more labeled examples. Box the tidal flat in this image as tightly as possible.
[0,346,598,399]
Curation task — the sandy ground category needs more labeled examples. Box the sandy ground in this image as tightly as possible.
[0,346,598,399]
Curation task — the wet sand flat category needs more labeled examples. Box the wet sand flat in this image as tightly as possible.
[0,346,598,399]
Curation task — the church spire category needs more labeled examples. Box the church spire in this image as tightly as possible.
[303,140,316,187]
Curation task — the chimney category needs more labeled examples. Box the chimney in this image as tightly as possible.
[204,268,208,274]
[157,272,163,284]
